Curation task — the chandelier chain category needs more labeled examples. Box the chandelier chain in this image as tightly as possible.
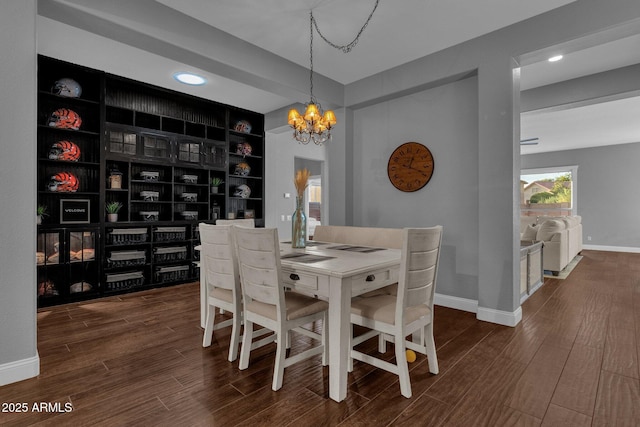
[310,0,380,54]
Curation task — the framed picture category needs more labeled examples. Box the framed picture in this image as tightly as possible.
[244,209,255,219]
[60,199,91,224]
[211,206,221,220]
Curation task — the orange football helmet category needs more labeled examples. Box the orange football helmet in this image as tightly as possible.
[48,172,79,192]
[48,108,82,130]
[49,140,81,161]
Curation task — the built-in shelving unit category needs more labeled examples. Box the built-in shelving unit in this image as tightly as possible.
[36,55,265,307]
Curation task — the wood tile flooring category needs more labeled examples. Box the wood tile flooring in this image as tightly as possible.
[1,249,639,426]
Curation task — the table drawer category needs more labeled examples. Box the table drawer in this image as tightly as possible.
[283,269,319,291]
[352,267,398,296]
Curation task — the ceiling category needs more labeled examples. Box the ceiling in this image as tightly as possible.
[39,0,640,154]
[155,0,640,154]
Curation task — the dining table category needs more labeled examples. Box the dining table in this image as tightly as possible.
[197,240,401,402]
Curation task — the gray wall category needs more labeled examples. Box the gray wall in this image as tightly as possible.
[352,77,479,301]
[522,142,640,249]
[0,0,39,385]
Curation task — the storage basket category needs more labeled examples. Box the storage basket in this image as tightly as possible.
[140,191,159,201]
[154,226,186,242]
[105,271,144,291]
[108,228,148,245]
[180,192,197,202]
[140,171,159,181]
[179,211,198,220]
[107,250,146,268]
[153,246,187,263]
[155,265,189,283]
[140,211,159,222]
[181,174,198,184]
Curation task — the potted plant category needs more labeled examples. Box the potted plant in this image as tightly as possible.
[105,201,123,222]
[36,205,48,225]
[210,177,224,194]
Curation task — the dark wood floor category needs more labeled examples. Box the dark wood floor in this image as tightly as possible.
[1,249,639,426]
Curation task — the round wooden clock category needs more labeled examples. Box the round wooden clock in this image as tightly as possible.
[387,142,434,192]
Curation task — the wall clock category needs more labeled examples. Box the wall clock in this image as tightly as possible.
[387,142,434,192]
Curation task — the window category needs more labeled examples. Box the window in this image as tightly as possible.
[521,166,577,217]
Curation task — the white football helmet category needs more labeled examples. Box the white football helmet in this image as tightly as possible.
[52,78,82,98]
[233,184,251,199]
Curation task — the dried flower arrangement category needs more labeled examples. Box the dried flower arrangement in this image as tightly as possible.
[294,168,310,198]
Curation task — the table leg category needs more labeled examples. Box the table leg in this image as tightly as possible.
[328,276,350,402]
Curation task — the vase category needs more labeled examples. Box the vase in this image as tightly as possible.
[107,213,118,222]
[292,196,307,248]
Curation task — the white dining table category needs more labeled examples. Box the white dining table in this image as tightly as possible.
[279,241,400,402]
[197,241,401,402]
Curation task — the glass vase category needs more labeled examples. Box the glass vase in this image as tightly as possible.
[292,196,307,248]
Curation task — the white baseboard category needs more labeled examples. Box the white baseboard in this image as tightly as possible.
[434,293,522,327]
[0,354,39,386]
[583,244,640,253]
[477,306,522,327]
[434,293,478,313]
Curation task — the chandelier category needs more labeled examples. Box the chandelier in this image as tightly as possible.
[288,1,380,145]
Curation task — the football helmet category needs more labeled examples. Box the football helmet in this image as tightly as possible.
[48,108,82,130]
[52,78,82,98]
[49,140,81,161]
[48,171,79,193]
[234,120,252,134]
[234,162,251,176]
[236,141,252,156]
[233,184,251,199]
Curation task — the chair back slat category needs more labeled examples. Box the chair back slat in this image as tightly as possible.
[398,226,443,318]
[199,224,238,292]
[235,227,284,310]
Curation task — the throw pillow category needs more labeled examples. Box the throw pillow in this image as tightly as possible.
[536,219,565,241]
[522,224,538,241]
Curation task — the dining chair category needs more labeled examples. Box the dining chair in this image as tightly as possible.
[199,223,243,362]
[234,227,329,391]
[350,226,443,398]
[216,218,255,228]
[209,218,254,316]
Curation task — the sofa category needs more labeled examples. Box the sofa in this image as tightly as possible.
[520,215,582,275]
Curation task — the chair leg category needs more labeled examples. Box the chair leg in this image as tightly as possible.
[272,329,287,391]
[348,323,354,372]
[239,319,253,370]
[425,323,439,374]
[228,315,241,362]
[395,333,412,398]
[378,333,387,353]
[321,312,328,366]
[202,304,215,347]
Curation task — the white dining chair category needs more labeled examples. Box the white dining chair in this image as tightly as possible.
[350,226,443,398]
[216,218,255,228]
[199,223,243,361]
[234,227,329,391]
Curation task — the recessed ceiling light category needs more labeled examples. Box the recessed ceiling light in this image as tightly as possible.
[548,55,563,63]
[173,72,206,86]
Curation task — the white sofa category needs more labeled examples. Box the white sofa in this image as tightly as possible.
[520,215,582,275]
